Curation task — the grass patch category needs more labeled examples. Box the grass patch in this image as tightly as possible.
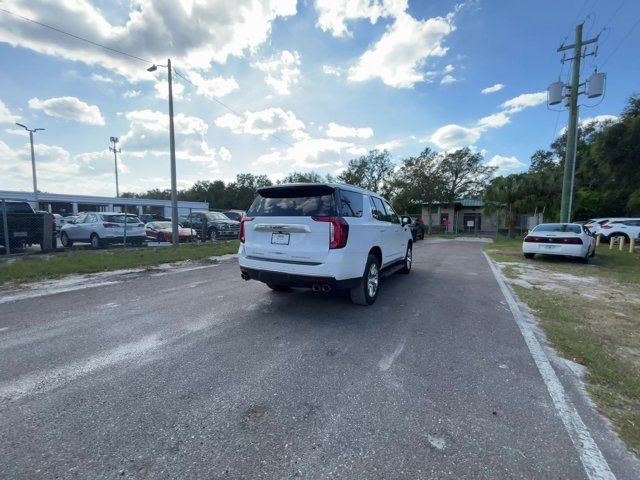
[0,241,239,287]
[485,238,640,456]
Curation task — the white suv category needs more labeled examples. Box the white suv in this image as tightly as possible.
[60,212,146,248]
[238,183,413,305]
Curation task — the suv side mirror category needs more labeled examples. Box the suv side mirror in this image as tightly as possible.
[401,216,411,226]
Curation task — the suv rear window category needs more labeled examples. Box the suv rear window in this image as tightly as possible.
[248,185,336,217]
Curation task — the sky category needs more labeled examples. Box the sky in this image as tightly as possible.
[0,0,638,198]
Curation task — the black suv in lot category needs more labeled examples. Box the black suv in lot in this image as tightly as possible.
[179,211,240,240]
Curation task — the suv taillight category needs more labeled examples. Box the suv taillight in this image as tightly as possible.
[103,223,119,228]
[601,224,612,229]
[313,216,349,249]
[240,216,254,243]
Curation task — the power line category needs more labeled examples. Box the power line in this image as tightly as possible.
[0,7,153,65]
[601,16,640,66]
[602,0,629,30]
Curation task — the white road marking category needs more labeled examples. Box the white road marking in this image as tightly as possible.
[483,252,615,480]
[0,327,9,332]
[379,341,405,371]
[0,335,162,402]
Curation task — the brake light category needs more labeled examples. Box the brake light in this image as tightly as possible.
[524,236,582,244]
[103,223,119,228]
[524,236,540,242]
[562,237,583,244]
[240,216,254,243]
[313,216,349,249]
[601,224,612,229]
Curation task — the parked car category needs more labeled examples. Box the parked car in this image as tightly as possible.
[597,218,640,242]
[140,213,169,224]
[222,210,247,222]
[408,216,426,240]
[146,221,197,242]
[180,211,240,240]
[0,201,57,250]
[52,213,69,233]
[523,223,595,263]
[583,217,624,237]
[63,215,78,225]
[238,183,413,305]
[60,212,146,248]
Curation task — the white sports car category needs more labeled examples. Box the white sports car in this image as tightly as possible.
[523,223,596,263]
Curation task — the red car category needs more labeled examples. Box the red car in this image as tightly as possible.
[145,221,197,242]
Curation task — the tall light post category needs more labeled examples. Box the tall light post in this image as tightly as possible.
[16,123,44,209]
[147,59,179,245]
[109,136,121,197]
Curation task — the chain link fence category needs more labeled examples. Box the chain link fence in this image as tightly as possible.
[1,199,56,256]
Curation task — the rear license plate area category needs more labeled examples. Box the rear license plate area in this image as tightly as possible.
[271,233,290,245]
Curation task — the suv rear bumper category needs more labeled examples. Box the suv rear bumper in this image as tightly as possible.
[240,267,361,289]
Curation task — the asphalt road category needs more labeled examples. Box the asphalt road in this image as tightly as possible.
[0,240,638,479]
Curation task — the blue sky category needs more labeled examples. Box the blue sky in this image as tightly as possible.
[0,0,638,197]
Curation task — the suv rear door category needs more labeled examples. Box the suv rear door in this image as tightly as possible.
[244,185,336,264]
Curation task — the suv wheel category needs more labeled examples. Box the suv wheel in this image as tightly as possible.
[90,233,102,249]
[350,254,380,306]
[400,243,412,274]
[61,232,73,248]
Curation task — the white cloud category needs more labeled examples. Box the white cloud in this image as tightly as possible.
[28,96,105,125]
[501,92,546,113]
[322,65,342,77]
[0,0,297,81]
[326,122,373,139]
[443,64,454,73]
[123,90,142,99]
[580,115,618,126]
[254,137,352,170]
[315,0,407,37]
[348,9,455,88]
[91,74,114,83]
[481,83,504,94]
[253,50,301,95]
[375,140,402,151]
[440,74,456,84]
[120,109,223,171]
[0,99,18,124]
[428,124,481,150]
[214,108,305,137]
[154,81,185,100]
[487,155,525,175]
[188,72,239,99]
[4,128,26,136]
[478,112,510,129]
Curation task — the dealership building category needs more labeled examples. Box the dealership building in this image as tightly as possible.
[0,190,209,218]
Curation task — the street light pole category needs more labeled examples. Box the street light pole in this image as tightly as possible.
[147,59,179,245]
[16,123,44,209]
[109,137,121,197]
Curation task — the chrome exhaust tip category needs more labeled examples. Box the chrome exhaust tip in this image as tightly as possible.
[322,284,332,292]
[312,284,321,292]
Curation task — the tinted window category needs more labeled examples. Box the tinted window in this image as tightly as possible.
[248,185,336,217]
[4,203,34,214]
[622,220,640,226]
[101,214,141,224]
[204,212,229,221]
[370,197,386,221]
[225,212,242,221]
[339,190,363,217]
[382,200,400,224]
[532,224,581,234]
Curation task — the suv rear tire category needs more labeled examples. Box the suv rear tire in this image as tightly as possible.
[350,254,380,306]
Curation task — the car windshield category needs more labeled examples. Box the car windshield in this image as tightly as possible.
[204,212,229,220]
[533,224,581,234]
[101,214,141,224]
[248,185,336,217]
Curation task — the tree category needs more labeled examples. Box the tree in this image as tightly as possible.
[279,171,326,184]
[439,148,495,202]
[389,148,443,232]
[337,149,394,193]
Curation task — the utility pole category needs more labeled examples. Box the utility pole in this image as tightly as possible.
[552,24,601,223]
[109,136,121,198]
[16,123,44,209]
[147,59,179,245]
